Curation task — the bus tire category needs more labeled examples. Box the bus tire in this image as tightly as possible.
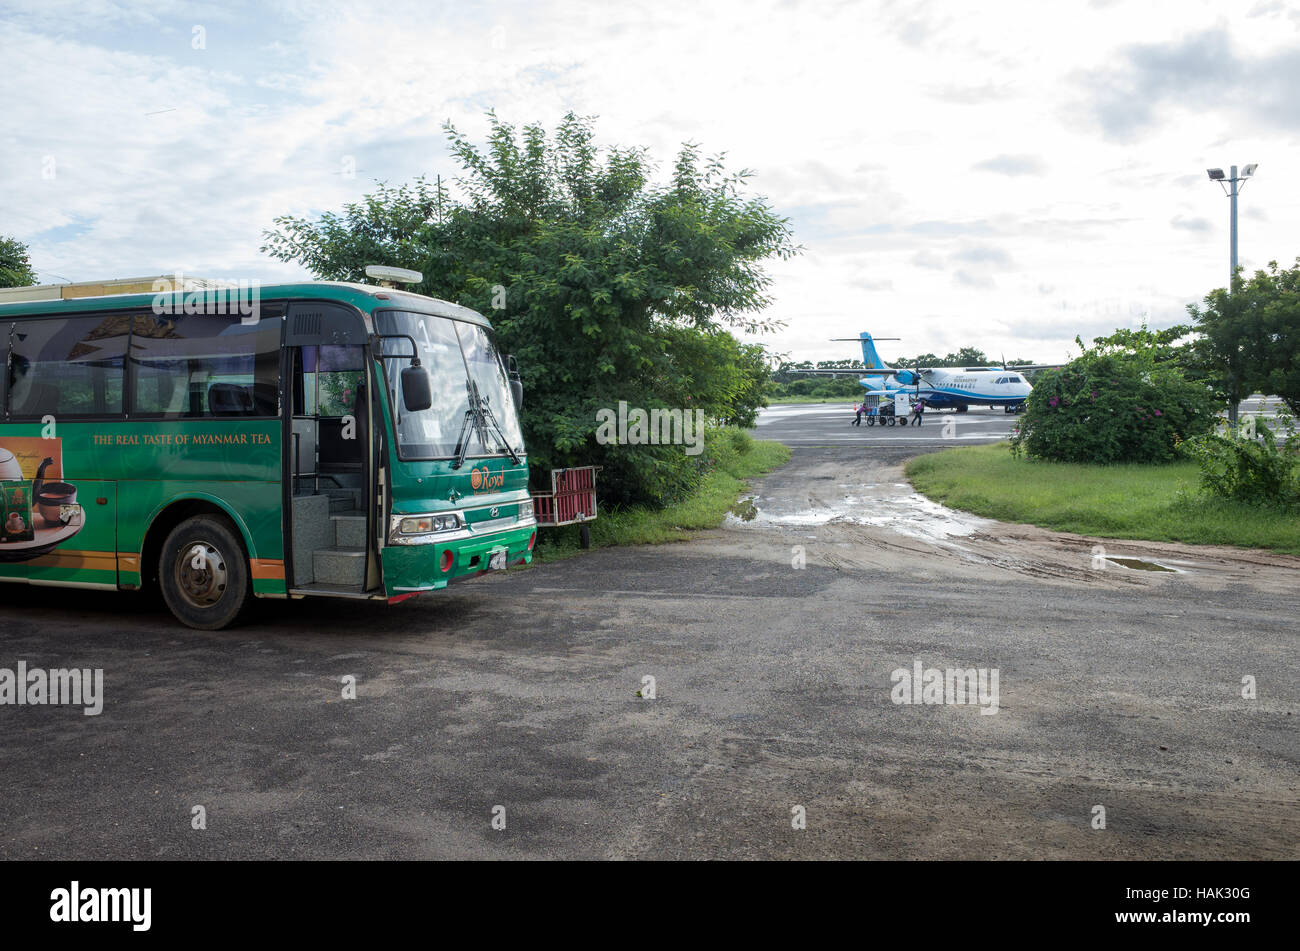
[159,515,252,630]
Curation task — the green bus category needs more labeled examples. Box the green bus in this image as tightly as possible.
[0,276,535,629]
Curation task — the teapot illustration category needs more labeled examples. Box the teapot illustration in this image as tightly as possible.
[0,448,23,481]
[33,457,55,496]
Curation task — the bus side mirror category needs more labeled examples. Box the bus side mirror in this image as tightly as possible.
[507,354,523,407]
[401,365,433,412]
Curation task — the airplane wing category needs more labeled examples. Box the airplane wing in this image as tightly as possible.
[950,364,1067,372]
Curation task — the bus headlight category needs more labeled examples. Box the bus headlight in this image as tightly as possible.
[400,514,463,534]
[390,512,464,543]
[518,499,534,521]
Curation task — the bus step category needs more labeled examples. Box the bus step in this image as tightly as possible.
[312,547,366,587]
[289,582,376,600]
[332,515,366,548]
[291,495,333,586]
[324,490,361,513]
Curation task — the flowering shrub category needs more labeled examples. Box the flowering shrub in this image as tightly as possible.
[1011,352,1216,463]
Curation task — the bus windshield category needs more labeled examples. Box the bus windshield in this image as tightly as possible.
[376,310,525,461]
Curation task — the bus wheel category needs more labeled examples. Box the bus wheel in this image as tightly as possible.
[159,515,251,630]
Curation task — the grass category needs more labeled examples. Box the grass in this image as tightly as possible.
[534,437,791,560]
[905,442,1300,555]
[765,396,857,405]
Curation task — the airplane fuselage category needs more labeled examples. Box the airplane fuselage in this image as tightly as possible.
[861,368,1032,408]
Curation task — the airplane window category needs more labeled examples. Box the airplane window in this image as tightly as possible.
[1008,375,1021,383]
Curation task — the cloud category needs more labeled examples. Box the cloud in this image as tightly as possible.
[953,269,993,289]
[926,81,1017,105]
[953,244,1014,268]
[1171,215,1212,232]
[6,0,1300,370]
[972,154,1046,176]
[1076,27,1300,140]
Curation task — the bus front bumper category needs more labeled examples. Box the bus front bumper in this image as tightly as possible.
[380,524,536,598]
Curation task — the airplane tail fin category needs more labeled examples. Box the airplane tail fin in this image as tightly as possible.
[859,333,891,371]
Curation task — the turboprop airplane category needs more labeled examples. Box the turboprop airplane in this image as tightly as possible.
[799,333,1062,413]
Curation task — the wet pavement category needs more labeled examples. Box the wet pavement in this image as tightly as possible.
[0,440,1296,859]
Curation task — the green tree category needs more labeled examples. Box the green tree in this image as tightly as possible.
[0,236,38,288]
[263,112,796,507]
[1085,323,1193,364]
[1188,259,1300,417]
[950,346,988,366]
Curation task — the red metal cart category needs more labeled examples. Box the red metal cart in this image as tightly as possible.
[531,466,601,548]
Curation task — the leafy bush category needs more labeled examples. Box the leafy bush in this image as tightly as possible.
[1012,351,1216,463]
[1178,415,1300,507]
[589,425,759,511]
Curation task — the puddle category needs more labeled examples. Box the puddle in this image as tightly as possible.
[1107,557,1178,573]
[727,495,759,522]
[725,484,989,543]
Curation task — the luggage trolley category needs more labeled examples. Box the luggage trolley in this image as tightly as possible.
[531,466,601,548]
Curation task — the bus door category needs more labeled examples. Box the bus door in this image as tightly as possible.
[283,304,377,592]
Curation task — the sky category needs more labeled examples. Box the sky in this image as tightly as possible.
[3,0,1300,366]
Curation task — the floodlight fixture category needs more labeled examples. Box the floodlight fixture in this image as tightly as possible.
[1203,163,1260,424]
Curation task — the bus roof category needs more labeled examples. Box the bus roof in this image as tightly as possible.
[0,280,492,329]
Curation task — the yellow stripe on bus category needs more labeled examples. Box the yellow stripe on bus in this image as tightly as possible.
[27,550,119,571]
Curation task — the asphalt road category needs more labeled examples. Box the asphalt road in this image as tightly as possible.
[756,402,1016,447]
[1,408,1296,859]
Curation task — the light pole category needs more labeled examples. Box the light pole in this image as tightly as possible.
[1206,163,1258,424]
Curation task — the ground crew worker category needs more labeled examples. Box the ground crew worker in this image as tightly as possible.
[910,397,925,426]
[853,402,863,426]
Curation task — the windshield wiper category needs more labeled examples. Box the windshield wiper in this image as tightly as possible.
[450,403,475,470]
[450,380,521,468]
[475,388,522,466]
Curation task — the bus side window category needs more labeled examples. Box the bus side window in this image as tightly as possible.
[130,314,280,418]
[8,314,130,419]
